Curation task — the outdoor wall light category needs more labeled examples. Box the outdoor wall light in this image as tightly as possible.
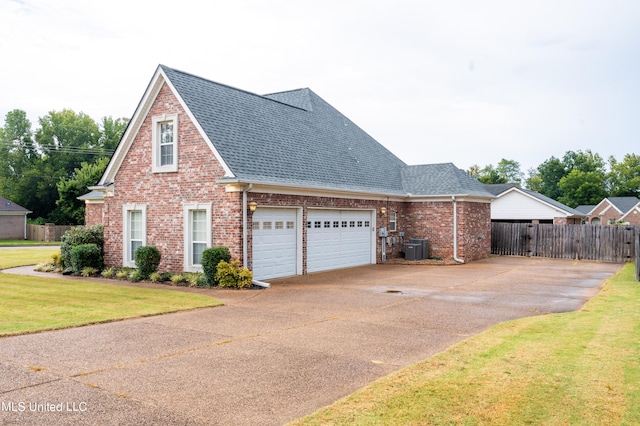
[248,201,258,212]
[380,206,387,215]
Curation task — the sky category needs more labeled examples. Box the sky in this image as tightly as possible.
[1,0,638,174]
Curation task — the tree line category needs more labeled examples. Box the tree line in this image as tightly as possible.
[469,152,640,208]
[0,109,128,225]
[1,108,637,224]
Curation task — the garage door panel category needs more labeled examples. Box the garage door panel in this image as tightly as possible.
[252,209,297,280]
[307,209,372,273]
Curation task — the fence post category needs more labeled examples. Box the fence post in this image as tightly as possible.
[635,228,639,282]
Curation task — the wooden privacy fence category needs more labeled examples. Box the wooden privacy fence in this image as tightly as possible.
[26,223,73,242]
[491,223,638,264]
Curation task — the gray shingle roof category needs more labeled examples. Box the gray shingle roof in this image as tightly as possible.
[575,205,595,214]
[403,164,495,197]
[160,65,492,198]
[607,197,640,214]
[0,196,30,213]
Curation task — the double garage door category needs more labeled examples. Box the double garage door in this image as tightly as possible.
[252,208,373,280]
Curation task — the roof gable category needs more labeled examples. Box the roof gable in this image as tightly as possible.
[483,184,584,217]
[0,196,30,213]
[607,197,640,214]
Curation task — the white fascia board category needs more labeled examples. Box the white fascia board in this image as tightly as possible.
[504,187,572,216]
[160,69,235,178]
[100,67,165,185]
[99,66,236,185]
[620,202,640,221]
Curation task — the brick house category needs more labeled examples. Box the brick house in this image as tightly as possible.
[83,65,494,280]
[0,196,31,240]
[583,197,640,226]
[483,184,585,225]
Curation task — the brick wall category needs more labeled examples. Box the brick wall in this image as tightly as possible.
[103,83,243,272]
[589,202,623,225]
[0,215,26,239]
[85,203,103,227]
[403,200,491,261]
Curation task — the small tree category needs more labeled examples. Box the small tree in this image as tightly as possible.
[60,224,104,269]
[134,246,161,279]
[201,246,231,286]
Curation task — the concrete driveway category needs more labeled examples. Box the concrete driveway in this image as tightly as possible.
[0,257,622,425]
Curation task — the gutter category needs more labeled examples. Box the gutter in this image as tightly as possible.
[452,196,465,264]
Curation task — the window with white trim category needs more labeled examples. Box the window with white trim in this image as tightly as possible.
[123,204,147,267]
[183,203,212,272]
[389,212,397,232]
[152,114,178,173]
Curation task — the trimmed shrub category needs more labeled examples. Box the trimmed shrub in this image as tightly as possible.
[201,246,231,286]
[70,243,103,273]
[134,246,161,279]
[215,260,253,289]
[60,225,104,269]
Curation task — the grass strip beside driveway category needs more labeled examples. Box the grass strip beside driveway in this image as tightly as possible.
[292,263,640,426]
[0,247,60,269]
[0,273,222,337]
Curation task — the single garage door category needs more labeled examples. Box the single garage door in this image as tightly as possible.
[307,209,373,273]
[252,208,298,280]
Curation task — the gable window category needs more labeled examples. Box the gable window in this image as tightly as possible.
[123,204,147,267]
[152,114,178,173]
[389,212,397,232]
[183,203,212,272]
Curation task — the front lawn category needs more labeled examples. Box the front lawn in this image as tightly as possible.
[0,248,223,337]
[292,263,640,425]
[0,247,60,269]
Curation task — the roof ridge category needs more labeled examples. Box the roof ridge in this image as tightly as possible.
[160,65,309,111]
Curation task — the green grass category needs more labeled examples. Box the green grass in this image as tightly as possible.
[0,239,61,246]
[0,247,60,269]
[291,263,640,426]
[0,248,222,336]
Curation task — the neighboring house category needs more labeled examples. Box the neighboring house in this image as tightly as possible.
[0,196,31,240]
[483,184,585,225]
[584,197,640,225]
[82,65,494,280]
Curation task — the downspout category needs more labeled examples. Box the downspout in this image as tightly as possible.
[452,196,465,264]
[242,183,253,269]
[23,214,27,240]
[242,184,270,288]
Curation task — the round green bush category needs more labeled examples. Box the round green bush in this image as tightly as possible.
[70,243,103,274]
[201,246,231,286]
[134,246,161,279]
[60,225,104,269]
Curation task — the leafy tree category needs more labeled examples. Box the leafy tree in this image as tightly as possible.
[529,156,566,200]
[608,154,640,197]
[558,169,607,207]
[562,149,605,174]
[495,158,523,185]
[52,157,110,225]
[35,109,101,173]
[476,165,506,184]
[0,110,38,205]
[99,116,128,152]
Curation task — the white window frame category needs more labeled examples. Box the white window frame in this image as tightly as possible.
[152,114,178,173]
[183,202,212,272]
[122,203,147,268]
[389,211,397,232]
